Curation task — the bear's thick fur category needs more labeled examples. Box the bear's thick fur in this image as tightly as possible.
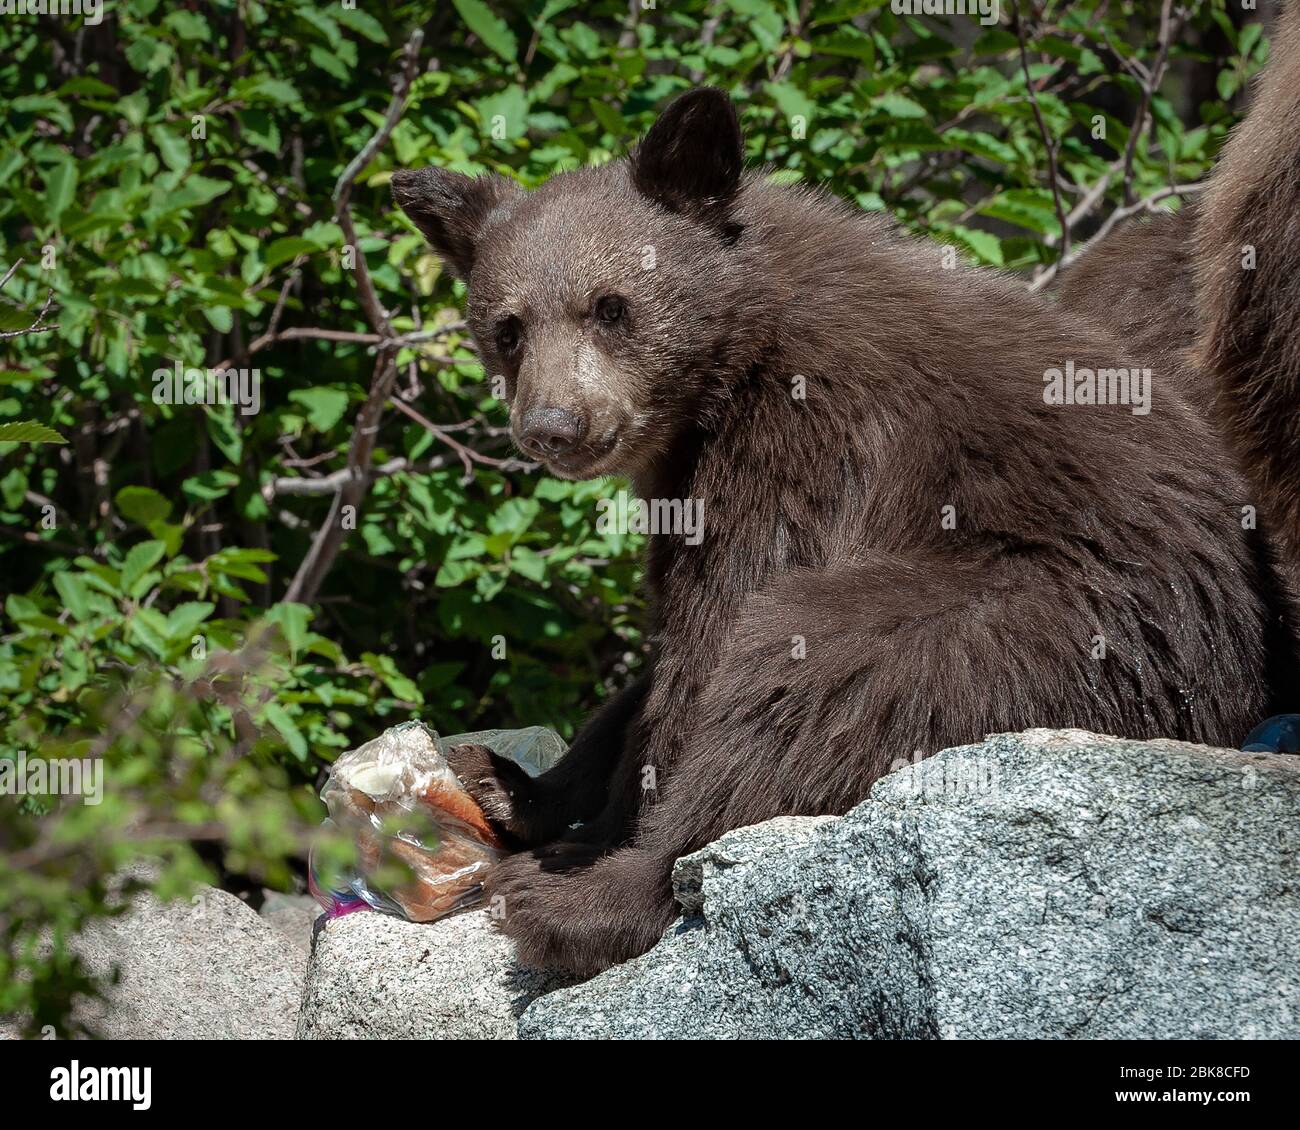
[391,6,1300,975]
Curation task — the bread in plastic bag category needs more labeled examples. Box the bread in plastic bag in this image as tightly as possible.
[309,721,567,922]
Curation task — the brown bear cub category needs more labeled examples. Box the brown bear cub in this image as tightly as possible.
[391,18,1300,975]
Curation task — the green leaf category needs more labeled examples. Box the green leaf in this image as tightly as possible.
[57,76,118,98]
[207,547,275,584]
[182,470,240,502]
[121,540,168,594]
[125,34,173,75]
[336,7,388,44]
[487,497,540,538]
[310,45,351,83]
[947,226,1004,267]
[164,174,231,213]
[0,368,53,387]
[979,190,1061,237]
[0,422,66,444]
[435,558,479,587]
[53,573,91,621]
[164,9,210,41]
[299,7,343,48]
[874,93,928,120]
[288,387,350,432]
[147,519,185,558]
[453,0,518,63]
[477,86,530,141]
[204,306,234,333]
[0,149,25,189]
[205,407,243,465]
[165,601,215,641]
[0,467,25,509]
[231,75,302,106]
[814,28,876,63]
[149,125,191,172]
[5,594,40,623]
[361,652,423,704]
[588,98,626,140]
[43,156,77,220]
[263,703,308,760]
[766,82,817,125]
[946,128,1019,166]
[266,602,312,658]
[264,237,319,269]
[128,607,172,657]
[510,547,547,583]
[116,486,174,526]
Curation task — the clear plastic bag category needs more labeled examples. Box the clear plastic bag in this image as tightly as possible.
[308,721,566,922]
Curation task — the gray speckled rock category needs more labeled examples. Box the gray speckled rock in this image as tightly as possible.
[520,729,1300,1039]
[259,890,321,961]
[296,908,567,1039]
[75,886,304,1039]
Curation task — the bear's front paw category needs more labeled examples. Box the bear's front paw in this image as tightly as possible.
[444,742,536,845]
[485,848,678,977]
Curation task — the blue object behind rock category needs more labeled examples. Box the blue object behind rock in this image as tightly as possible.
[1242,714,1300,753]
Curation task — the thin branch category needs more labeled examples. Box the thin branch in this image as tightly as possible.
[265,453,463,498]
[1029,0,1184,291]
[1121,0,1176,206]
[8,821,231,873]
[284,351,398,603]
[388,395,537,478]
[1029,182,1203,293]
[332,29,424,208]
[210,322,465,372]
[0,272,60,340]
[773,0,814,82]
[264,257,302,339]
[617,0,641,50]
[1050,167,1115,246]
[332,29,424,339]
[1016,6,1071,261]
[282,27,425,605]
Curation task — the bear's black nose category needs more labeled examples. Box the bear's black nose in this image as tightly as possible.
[517,406,586,458]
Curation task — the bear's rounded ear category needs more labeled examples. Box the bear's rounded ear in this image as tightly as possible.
[631,87,744,229]
[391,167,519,279]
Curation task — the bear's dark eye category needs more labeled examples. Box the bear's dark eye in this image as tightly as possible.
[594,295,627,325]
[495,316,522,354]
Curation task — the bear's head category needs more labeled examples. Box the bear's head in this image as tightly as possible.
[392,88,758,481]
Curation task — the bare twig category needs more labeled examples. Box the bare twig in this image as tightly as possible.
[210,321,465,373]
[1016,6,1071,261]
[0,261,60,340]
[388,395,537,477]
[617,0,641,50]
[282,27,425,605]
[1121,0,1176,206]
[773,0,814,82]
[1028,0,1184,291]
[284,352,397,603]
[265,449,509,499]
[687,7,723,84]
[264,258,302,339]
[1050,167,1115,245]
[332,30,424,211]
[1028,182,1203,293]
